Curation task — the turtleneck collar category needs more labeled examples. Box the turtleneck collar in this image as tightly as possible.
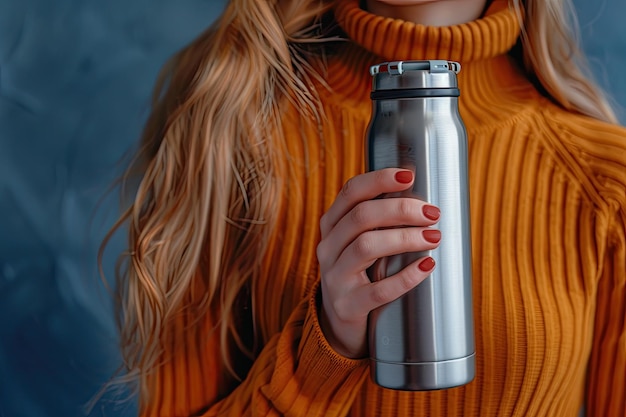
[326,0,540,131]
[333,0,520,63]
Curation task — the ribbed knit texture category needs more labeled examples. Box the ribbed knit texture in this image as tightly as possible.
[141,1,626,416]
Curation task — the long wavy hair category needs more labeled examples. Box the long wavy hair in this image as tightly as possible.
[100,0,617,406]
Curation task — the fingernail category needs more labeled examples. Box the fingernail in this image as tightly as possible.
[418,257,436,272]
[423,205,440,221]
[423,229,441,244]
[395,170,413,184]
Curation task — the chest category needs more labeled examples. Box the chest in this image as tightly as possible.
[257,103,599,379]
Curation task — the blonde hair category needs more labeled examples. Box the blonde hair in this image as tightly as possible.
[100,0,617,406]
[512,0,618,123]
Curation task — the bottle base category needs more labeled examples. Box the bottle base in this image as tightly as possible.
[370,353,475,391]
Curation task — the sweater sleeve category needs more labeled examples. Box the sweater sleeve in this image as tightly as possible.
[546,110,626,416]
[140,282,369,417]
[586,199,626,417]
[570,118,626,417]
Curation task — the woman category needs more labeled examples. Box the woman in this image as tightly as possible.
[103,0,626,415]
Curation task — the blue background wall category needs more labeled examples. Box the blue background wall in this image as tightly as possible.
[0,1,623,416]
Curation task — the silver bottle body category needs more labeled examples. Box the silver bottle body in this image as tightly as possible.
[366,61,475,391]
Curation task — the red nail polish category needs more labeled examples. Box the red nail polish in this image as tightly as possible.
[423,205,440,221]
[423,229,441,244]
[395,170,413,184]
[418,257,436,272]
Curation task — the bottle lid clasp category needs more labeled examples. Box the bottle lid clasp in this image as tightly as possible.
[370,60,461,76]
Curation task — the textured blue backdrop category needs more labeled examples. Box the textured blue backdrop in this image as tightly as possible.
[0,1,624,416]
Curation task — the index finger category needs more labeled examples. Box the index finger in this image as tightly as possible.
[319,168,414,237]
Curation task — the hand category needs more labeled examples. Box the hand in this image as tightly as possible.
[316,168,441,358]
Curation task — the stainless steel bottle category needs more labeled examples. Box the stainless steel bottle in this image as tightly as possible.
[366,60,475,391]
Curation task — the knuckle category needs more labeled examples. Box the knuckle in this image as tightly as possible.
[353,234,374,258]
[398,271,419,292]
[370,285,391,305]
[398,198,416,218]
[400,228,417,245]
[319,213,330,233]
[340,178,354,199]
[316,242,327,263]
[349,204,368,226]
[373,169,387,184]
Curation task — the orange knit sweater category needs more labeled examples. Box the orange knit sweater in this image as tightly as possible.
[141,1,626,416]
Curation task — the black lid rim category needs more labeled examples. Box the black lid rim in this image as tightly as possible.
[371,88,460,100]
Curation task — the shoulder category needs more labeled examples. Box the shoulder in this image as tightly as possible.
[539,105,626,212]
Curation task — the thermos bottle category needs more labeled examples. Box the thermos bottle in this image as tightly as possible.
[366,60,475,391]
